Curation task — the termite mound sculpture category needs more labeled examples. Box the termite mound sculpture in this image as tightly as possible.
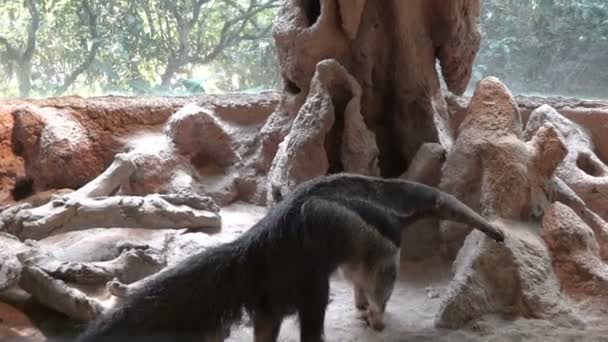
[258,0,478,203]
[257,0,608,330]
[259,0,488,269]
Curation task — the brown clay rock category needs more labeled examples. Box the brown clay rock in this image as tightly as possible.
[266,60,337,203]
[5,94,277,199]
[439,78,567,258]
[273,0,349,115]
[11,188,74,208]
[111,105,252,205]
[440,77,521,224]
[479,126,566,220]
[9,100,246,207]
[338,76,379,177]
[543,202,608,303]
[401,142,446,186]
[399,143,446,261]
[0,107,25,204]
[445,91,470,133]
[337,0,366,40]
[525,104,608,221]
[266,59,379,203]
[435,227,582,329]
[269,0,482,177]
[516,97,608,163]
[558,107,608,165]
[550,177,608,261]
[163,103,250,205]
[166,103,238,168]
[255,0,352,179]
[116,134,188,196]
[435,1,483,95]
[0,301,45,341]
[12,106,106,191]
[0,233,30,292]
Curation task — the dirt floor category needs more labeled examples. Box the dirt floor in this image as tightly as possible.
[228,256,608,342]
[2,202,608,341]
[193,204,608,342]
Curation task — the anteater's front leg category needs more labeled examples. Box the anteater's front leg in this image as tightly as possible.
[354,285,369,310]
[297,279,330,342]
[252,310,283,342]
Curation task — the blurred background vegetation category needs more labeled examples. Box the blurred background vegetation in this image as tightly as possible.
[470,0,608,99]
[0,0,606,99]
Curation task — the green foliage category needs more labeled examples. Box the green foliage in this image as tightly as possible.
[472,0,608,99]
[1,0,606,99]
[0,0,280,98]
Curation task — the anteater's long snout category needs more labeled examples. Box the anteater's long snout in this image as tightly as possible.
[435,193,505,242]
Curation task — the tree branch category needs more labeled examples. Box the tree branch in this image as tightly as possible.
[162,13,176,55]
[189,0,212,27]
[23,0,41,60]
[224,0,270,31]
[140,0,157,38]
[192,0,277,64]
[0,36,18,59]
[54,0,102,96]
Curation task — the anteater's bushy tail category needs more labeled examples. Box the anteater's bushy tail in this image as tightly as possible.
[76,241,250,342]
[435,192,505,242]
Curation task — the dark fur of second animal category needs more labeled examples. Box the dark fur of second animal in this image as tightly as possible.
[77,173,504,342]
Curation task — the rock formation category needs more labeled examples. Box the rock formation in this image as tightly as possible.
[266,59,379,203]
[438,77,567,258]
[0,108,24,204]
[525,105,608,221]
[435,227,582,329]
[261,0,483,193]
[3,93,278,203]
[432,77,583,328]
[543,202,608,304]
[399,143,446,261]
[0,233,28,292]
[0,154,221,241]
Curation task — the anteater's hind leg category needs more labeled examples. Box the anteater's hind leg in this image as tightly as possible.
[202,331,227,342]
[354,285,369,310]
[340,264,370,310]
[253,310,283,342]
[297,278,330,342]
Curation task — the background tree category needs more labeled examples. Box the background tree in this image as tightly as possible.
[472,0,608,99]
[0,0,279,98]
[32,0,103,96]
[0,0,42,97]
[0,0,606,99]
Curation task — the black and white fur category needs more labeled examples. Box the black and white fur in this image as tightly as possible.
[76,173,504,342]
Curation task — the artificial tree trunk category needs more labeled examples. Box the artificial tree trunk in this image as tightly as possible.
[260,0,481,197]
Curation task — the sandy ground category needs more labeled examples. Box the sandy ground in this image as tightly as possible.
[222,204,608,342]
[227,258,608,342]
[2,202,608,341]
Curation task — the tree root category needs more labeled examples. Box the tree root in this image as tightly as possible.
[0,154,221,240]
[17,246,166,286]
[18,265,104,322]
